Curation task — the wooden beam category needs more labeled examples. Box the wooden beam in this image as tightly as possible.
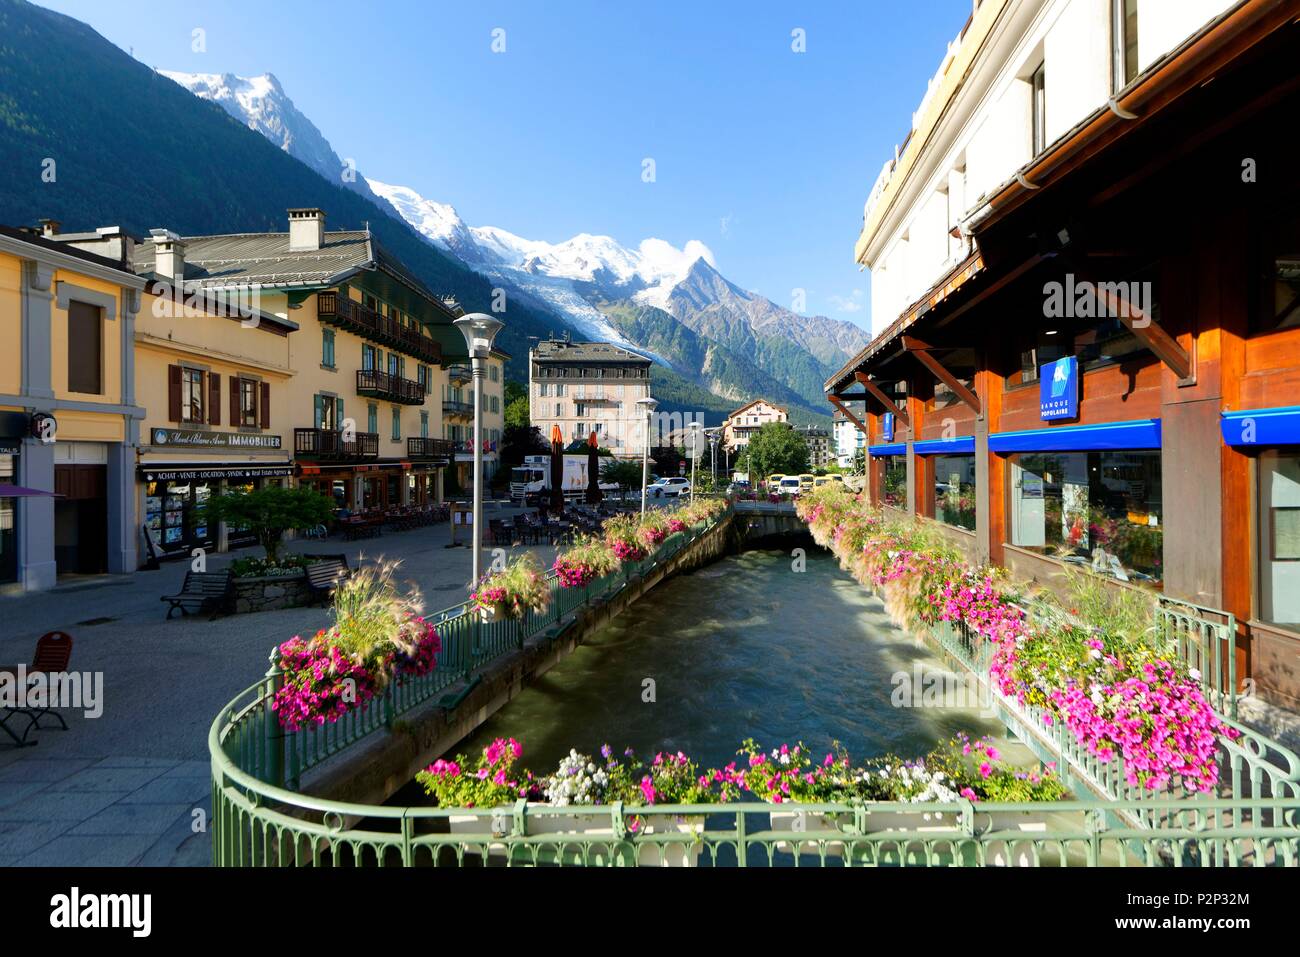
[901,336,982,415]
[827,394,872,440]
[1083,276,1194,382]
[855,372,910,428]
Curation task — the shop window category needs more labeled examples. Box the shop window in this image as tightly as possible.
[1254,206,1300,333]
[882,456,907,509]
[67,300,103,395]
[0,451,16,583]
[1007,450,1162,585]
[1258,451,1300,629]
[931,453,976,531]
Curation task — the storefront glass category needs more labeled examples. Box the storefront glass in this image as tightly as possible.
[1258,450,1300,629]
[145,478,213,552]
[882,456,907,508]
[1007,450,1163,585]
[931,453,976,531]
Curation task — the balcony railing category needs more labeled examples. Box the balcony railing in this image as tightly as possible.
[446,364,471,384]
[294,427,379,461]
[407,437,455,460]
[442,399,474,418]
[317,292,443,366]
[356,369,426,405]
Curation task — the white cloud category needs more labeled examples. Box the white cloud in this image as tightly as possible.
[829,288,865,313]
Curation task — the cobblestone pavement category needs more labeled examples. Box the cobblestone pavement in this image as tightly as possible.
[0,506,558,866]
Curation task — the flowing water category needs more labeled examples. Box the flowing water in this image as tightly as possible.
[433,544,1014,777]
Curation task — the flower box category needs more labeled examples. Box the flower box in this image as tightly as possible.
[447,807,703,866]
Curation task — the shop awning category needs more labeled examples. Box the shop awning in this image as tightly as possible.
[913,437,976,455]
[988,419,1161,453]
[0,483,60,497]
[1221,406,1300,447]
[869,444,907,457]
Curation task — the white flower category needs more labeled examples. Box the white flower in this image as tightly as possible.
[1189,668,1202,682]
[1089,648,1103,660]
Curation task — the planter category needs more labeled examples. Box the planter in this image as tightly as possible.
[768,809,855,857]
[769,806,959,858]
[232,571,311,614]
[446,807,703,866]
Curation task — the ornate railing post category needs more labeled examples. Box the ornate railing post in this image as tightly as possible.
[263,647,287,790]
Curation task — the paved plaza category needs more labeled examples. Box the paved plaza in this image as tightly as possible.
[0,504,558,866]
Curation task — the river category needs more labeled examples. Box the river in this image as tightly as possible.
[438,544,1013,776]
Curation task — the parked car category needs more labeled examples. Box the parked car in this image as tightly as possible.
[648,476,692,498]
[778,476,803,496]
[798,473,815,490]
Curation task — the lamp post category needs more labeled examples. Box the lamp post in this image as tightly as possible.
[689,422,700,502]
[453,313,505,590]
[635,396,659,518]
[707,428,719,490]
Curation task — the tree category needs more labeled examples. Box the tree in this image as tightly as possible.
[201,486,334,565]
[744,422,809,482]
[500,424,548,470]
[504,380,531,429]
[600,458,643,491]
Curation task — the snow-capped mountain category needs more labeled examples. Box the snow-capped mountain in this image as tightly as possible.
[159,69,869,415]
[158,70,385,206]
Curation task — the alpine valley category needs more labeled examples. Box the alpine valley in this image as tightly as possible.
[161,69,866,424]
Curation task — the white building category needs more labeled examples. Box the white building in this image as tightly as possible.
[529,339,652,459]
[833,408,866,468]
[857,0,1241,334]
[722,399,788,454]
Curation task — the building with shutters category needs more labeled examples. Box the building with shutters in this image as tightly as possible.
[0,223,146,591]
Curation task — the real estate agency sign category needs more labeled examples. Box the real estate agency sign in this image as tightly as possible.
[150,428,283,450]
[1039,356,1079,421]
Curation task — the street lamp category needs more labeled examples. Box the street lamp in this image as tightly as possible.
[635,396,659,518]
[706,428,719,490]
[453,312,505,590]
[689,422,701,502]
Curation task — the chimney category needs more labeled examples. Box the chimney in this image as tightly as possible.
[39,218,61,238]
[288,208,325,252]
[150,229,186,283]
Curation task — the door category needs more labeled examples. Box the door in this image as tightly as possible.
[53,464,107,575]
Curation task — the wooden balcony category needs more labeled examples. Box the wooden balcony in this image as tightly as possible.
[407,437,455,461]
[356,369,426,405]
[442,398,474,419]
[294,427,380,461]
[317,292,443,366]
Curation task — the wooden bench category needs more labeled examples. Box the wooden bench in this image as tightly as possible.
[161,571,233,620]
[304,555,351,605]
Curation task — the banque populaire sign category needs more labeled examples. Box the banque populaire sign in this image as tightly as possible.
[1039,356,1079,422]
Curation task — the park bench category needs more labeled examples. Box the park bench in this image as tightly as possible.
[305,555,351,605]
[161,571,233,620]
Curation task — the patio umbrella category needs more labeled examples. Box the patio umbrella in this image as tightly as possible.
[549,424,565,511]
[0,484,61,497]
[585,432,604,504]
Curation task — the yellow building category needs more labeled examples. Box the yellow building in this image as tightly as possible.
[0,223,147,590]
[443,348,508,494]
[127,210,462,511]
[722,399,789,455]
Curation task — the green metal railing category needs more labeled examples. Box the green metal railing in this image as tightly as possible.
[235,511,731,792]
[210,507,1300,867]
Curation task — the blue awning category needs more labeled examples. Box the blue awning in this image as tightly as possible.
[988,419,1161,453]
[1222,406,1300,446]
[913,437,976,455]
[868,444,906,457]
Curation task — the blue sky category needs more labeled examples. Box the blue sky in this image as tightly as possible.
[39,0,972,330]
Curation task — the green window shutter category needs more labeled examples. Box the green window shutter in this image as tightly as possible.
[335,397,344,429]
[313,394,324,429]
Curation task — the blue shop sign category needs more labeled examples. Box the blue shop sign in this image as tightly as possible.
[1040,356,1079,421]
[882,412,895,442]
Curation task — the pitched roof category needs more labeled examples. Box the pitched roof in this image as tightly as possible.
[724,398,788,421]
[130,228,457,318]
[530,340,650,364]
